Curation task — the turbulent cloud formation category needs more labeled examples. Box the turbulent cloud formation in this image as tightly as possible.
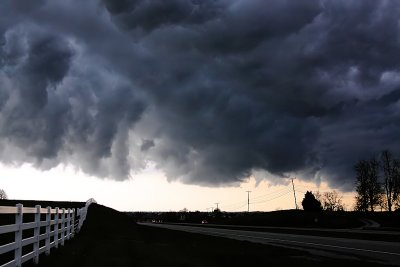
[0,0,399,190]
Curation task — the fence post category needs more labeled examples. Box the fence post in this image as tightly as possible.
[33,205,41,264]
[66,208,71,240]
[45,207,51,255]
[55,207,59,248]
[71,208,75,237]
[15,204,23,267]
[61,208,65,246]
[76,208,80,233]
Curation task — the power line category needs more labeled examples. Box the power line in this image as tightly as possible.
[219,189,294,211]
[250,185,291,201]
[250,189,292,204]
[219,185,293,211]
[221,199,246,208]
[249,187,292,203]
[220,201,247,211]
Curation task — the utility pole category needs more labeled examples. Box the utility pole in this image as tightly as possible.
[291,178,298,209]
[246,191,251,212]
[215,203,219,210]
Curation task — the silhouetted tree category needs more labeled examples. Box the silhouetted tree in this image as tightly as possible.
[355,160,370,211]
[394,160,400,209]
[355,159,382,212]
[381,151,400,212]
[314,191,322,203]
[378,194,388,212]
[322,190,344,211]
[301,191,322,211]
[0,189,7,200]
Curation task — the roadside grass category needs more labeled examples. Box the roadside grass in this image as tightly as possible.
[19,204,391,267]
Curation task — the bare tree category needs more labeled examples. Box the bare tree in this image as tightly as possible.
[368,159,383,212]
[0,189,7,200]
[355,160,370,212]
[314,191,322,203]
[381,151,399,212]
[394,159,400,209]
[322,190,344,211]
[355,159,382,212]
[378,194,388,212]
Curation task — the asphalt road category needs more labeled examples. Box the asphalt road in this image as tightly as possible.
[140,223,400,265]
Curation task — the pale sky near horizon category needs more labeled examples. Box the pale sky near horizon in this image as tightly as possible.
[0,163,355,212]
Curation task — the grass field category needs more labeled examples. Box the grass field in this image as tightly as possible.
[9,203,389,267]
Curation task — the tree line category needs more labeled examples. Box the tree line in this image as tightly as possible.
[355,150,400,212]
[301,190,344,212]
[301,150,400,212]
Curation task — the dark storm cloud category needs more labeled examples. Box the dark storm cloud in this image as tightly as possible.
[0,0,399,189]
[103,0,223,31]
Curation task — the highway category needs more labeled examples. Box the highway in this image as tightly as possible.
[140,223,400,265]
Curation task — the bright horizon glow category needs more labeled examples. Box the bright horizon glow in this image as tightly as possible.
[0,163,355,212]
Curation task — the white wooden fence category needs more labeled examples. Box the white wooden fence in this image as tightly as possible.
[0,200,93,267]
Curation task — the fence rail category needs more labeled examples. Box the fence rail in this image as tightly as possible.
[0,200,93,267]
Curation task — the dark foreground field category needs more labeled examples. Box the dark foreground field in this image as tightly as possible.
[17,204,391,267]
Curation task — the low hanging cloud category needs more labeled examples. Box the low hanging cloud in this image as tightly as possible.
[0,0,399,190]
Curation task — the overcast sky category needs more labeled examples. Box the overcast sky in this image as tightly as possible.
[0,0,399,210]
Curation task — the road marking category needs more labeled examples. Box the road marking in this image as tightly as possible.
[152,224,400,257]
